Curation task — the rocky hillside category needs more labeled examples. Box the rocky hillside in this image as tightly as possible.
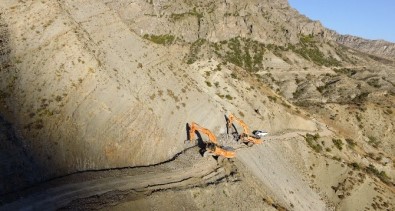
[0,0,320,193]
[335,34,395,60]
[114,0,331,44]
[1,0,395,210]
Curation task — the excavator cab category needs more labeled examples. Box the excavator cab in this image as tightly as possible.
[226,113,263,146]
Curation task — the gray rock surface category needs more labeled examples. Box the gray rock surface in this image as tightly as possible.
[335,34,395,60]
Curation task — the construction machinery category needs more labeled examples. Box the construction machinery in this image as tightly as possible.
[226,113,265,146]
[187,122,219,144]
[187,122,235,158]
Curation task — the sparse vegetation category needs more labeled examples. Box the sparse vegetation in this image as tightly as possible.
[143,34,175,45]
[216,93,224,99]
[167,89,179,102]
[186,39,206,64]
[332,156,341,161]
[367,78,381,88]
[356,114,362,122]
[205,81,212,87]
[332,138,344,150]
[333,68,357,76]
[345,138,356,148]
[230,72,237,79]
[213,37,265,72]
[214,82,219,88]
[367,136,381,148]
[316,85,325,93]
[304,133,322,153]
[0,90,9,100]
[365,164,391,185]
[225,94,233,100]
[268,96,277,102]
[352,92,369,104]
[170,8,203,22]
[55,95,62,102]
[288,35,340,67]
[350,162,361,170]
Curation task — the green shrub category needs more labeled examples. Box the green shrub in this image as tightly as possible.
[290,35,340,67]
[143,34,175,45]
[332,156,341,161]
[367,136,381,148]
[365,164,391,184]
[333,68,357,76]
[225,94,233,100]
[305,133,322,153]
[170,8,203,21]
[345,138,356,148]
[230,73,237,79]
[350,162,361,170]
[186,39,206,64]
[216,93,224,99]
[214,37,265,72]
[214,82,219,88]
[268,96,277,102]
[332,138,343,150]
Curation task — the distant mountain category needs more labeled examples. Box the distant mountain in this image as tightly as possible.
[334,34,395,60]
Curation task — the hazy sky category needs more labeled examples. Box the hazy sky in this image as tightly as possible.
[288,0,395,43]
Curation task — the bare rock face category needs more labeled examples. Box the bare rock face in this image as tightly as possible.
[334,34,395,60]
[115,0,330,45]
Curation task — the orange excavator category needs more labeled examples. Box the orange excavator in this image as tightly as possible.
[188,122,218,144]
[226,113,263,146]
[187,122,235,158]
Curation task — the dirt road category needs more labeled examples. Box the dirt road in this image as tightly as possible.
[237,144,327,210]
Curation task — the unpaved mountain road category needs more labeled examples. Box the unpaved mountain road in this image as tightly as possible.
[1,122,332,210]
[235,121,332,210]
[237,144,327,210]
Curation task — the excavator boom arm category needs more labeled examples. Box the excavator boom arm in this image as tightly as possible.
[188,122,218,144]
[227,113,251,135]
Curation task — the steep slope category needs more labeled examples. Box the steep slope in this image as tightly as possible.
[1,0,395,210]
[0,0,317,194]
